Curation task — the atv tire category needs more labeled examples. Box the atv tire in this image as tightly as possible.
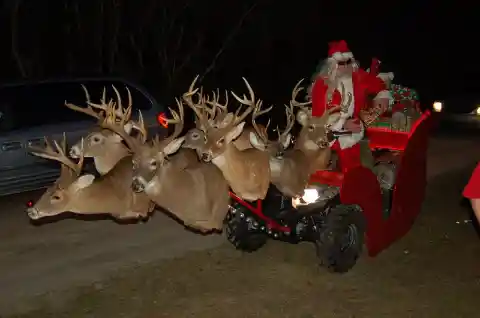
[315,204,365,273]
[225,209,267,253]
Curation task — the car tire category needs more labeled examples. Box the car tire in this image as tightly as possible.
[315,204,365,273]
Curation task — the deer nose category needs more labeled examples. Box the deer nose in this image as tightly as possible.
[131,178,145,193]
[26,207,40,220]
[201,153,211,162]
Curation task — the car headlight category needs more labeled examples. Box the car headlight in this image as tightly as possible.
[476,106,480,116]
[433,101,442,112]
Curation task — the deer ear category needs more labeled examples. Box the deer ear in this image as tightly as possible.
[281,133,292,149]
[70,174,95,192]
[296,110,309,126]
[249,131,266,151]
[225,122,245,144]
[163,136,185,155]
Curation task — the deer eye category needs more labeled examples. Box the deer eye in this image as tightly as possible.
[51,194,61,201]
[308,125,315,132]
[150,159,157,169]
[191,132,199,140]
[90,135,102,143]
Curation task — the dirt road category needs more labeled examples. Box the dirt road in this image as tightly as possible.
[0,196,223,314]
[1,135,479,316]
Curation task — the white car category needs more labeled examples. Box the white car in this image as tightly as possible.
[0,78,167,196]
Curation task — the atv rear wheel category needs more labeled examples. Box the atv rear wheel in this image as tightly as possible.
[315,205,365,273]
[225,208,267,252]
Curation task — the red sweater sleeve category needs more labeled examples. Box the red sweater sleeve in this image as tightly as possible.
[463,163,480,198]
[364,70,387,96]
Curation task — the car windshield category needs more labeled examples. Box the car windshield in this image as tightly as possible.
[0,80,153,132]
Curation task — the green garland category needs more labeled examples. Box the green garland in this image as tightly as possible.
[391,84,419,101]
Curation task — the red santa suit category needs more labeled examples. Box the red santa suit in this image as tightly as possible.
[311,41,392,172]
[368,57,381,75]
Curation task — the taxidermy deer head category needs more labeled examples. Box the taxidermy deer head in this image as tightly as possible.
[181,76,272,201]
[99,90,230,232]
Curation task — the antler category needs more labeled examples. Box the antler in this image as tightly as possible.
[251,100,273,144]
[159,97,185,147]
[230,78,260,126]
[277,103,296,142]
[290,79,312,110]
[182,75,212,131]
[205,89,230,127]
[206,89,228,115]
[99,86,147,150]
[29,133,84,176]
[64,85,108,121]
[65,84,129,121]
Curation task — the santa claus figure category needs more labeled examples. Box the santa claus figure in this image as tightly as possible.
[310,40,392,172]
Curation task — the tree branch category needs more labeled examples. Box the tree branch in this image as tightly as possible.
[199,3,257,81]
[174,35,204,77]
[129,33,144,69]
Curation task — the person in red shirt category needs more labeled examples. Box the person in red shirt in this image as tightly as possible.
[464,163,480,223]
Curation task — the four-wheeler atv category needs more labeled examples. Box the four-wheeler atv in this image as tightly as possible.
[224,105,433,273]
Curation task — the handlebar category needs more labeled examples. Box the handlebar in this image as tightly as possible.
[327,130,353,142]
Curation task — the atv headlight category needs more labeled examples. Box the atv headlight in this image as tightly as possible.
[433,101,442,112]
[292,185,339,208]
[292,188,320,208]
[302,188,320,204]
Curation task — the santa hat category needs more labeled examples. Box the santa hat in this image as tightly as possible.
[368,58,381,75]
[328,40,354,62]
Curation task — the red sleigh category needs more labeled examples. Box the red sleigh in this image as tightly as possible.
[310,109,433,256]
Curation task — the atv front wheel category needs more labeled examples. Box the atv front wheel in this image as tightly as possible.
[315,205,365,273]
[225,208,267,253]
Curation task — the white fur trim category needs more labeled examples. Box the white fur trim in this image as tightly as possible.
[332,52,343,60]
[329,112,348,131]
[374,90,393,101]
[338,124,364,149]
[377,72,394,82]
[331,52,353,61]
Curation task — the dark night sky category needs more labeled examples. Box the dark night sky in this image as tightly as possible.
[0,0,478,108]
